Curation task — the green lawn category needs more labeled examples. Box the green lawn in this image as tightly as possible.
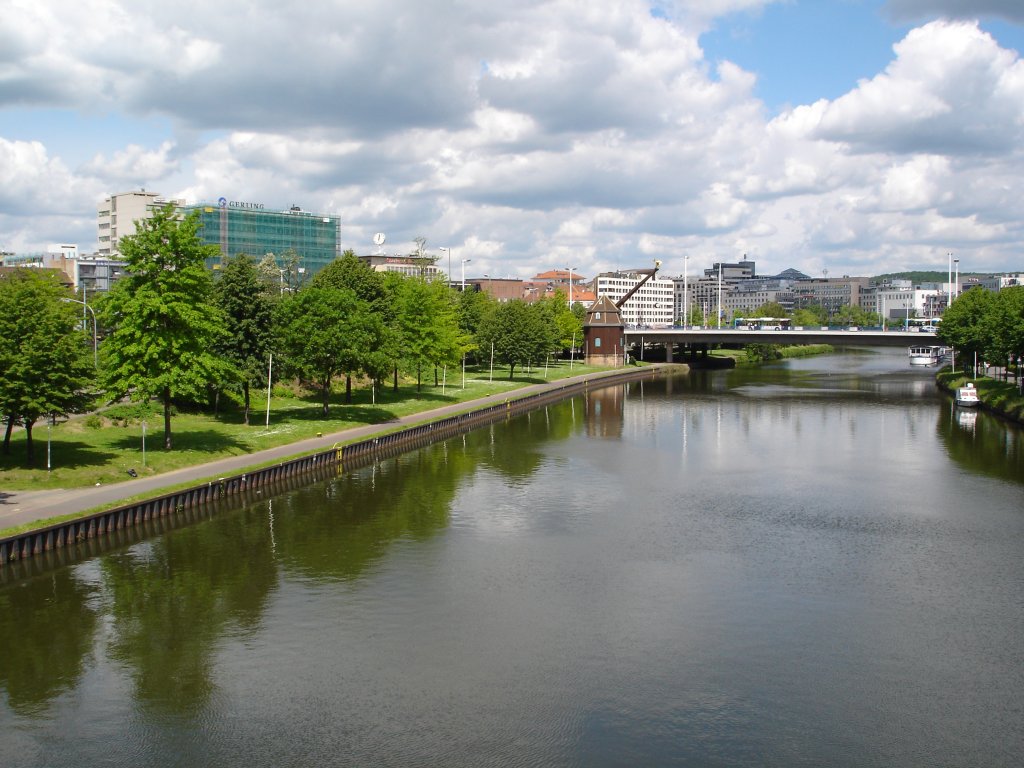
[0,361,613,492]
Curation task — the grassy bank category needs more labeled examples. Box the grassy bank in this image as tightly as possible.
[711,344,834,365]
[0,360,614,492]
[936,369,1024,424]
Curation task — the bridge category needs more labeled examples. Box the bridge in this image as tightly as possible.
[622,327,941,362]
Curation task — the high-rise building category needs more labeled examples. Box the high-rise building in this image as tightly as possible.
[96,190,162,257]
[97,191,341,277]
[592,269,674,328]
[183,200,341,276]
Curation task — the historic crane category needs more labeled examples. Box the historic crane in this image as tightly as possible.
[614,260,662,308]
[583,260,662,365]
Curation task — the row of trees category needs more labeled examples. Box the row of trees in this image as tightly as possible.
[938,286,1024,375]
[0,205,584,462]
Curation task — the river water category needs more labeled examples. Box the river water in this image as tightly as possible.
[1,349,1022,767]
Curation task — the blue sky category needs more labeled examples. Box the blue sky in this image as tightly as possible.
[701,1,1024,111]
[2,0,1024,279]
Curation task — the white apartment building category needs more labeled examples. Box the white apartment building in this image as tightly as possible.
[977,274,1024,291]
[862,281,943,320]
[593,270,674,328]
[97,190,163,256]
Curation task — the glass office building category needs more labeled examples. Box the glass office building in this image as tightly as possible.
[183,200,341,276]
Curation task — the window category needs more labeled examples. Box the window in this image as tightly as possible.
[595,338,602,348]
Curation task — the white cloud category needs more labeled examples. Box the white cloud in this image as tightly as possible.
[1,3,1024,277]
[814,20,1024,155]
[886,0,1024,24]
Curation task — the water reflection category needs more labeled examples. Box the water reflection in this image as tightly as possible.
[0,567,98,715]
[937,400,1023,482]
[1,351,1022,768]
[270,449,455,583]
[101,507,278,712]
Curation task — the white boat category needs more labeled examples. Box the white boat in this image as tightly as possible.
[908,345,943,366]
[956,408,978,428]
[955,382,980,407]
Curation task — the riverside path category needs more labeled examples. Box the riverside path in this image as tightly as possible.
[0,367,672,533]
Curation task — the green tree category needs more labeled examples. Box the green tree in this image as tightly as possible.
[394,277,464,390]
[212,254,274,425]
[0,270,95,462]
[791,307,825,327]
[984,286,1024,374]
[537,290,581,351]
[477,299,552,379]
[312,249,386,308]
[754,301,789,318]
[938,288,995,370]
[100,203,232,450]
[745,344,782,363]
[683,303,705,327]
[276,286,382,412]
[830,304,876,327]
[457,287,497,356]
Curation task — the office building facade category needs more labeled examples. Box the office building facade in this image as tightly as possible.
[593,270,674,327]
[98,192,341,277]
[185,200,341,275]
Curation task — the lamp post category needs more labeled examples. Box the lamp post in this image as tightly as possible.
[717,262,723,329]
[947,252,953,311]
[461,258,472,291]
[565,266,576,307]
[683,254,689,328]
[61,298,98,368]
[439,247,452,284]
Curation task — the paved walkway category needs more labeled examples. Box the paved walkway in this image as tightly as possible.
[0,367,662,532]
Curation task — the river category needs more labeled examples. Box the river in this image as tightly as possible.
[1,348,1022,767]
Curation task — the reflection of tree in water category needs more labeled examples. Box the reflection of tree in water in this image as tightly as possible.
[936,404,1024,483]
[101,507,277,713]
[0,568,99,715]
[270,447,462,582]
[474,402,579,478]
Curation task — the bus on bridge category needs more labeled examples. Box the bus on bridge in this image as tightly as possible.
[904,317,941,333]
[733,317,792,331]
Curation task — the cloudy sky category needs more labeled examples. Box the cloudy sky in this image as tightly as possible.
[2,0,1024,281]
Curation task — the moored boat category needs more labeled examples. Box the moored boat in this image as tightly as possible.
[955,382,980,407]
[908,345,943,366]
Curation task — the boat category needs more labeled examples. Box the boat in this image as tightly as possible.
[908,345,943,366]
[955,382,980,407]
[956,408,978,428]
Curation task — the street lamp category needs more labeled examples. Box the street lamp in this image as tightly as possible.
[717,262,723,329]
[439,247,452,284]
[461,258,472,291]
[683,254,689,328]
[947,252,954,310]
[61,298,98,368]
[565,266,576,306]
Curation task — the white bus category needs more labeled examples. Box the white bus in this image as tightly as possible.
[905,317,941,333]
